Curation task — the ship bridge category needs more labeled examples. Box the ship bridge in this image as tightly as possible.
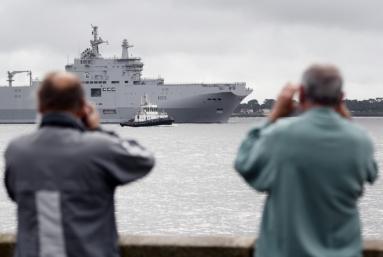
[66,25,147,86]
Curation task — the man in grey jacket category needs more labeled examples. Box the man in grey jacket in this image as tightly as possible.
[4,72,155,257]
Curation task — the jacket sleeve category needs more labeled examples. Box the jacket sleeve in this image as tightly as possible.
[365,137,378,184]
[234,119,279,192]
[366,160,378,184]
[4,146,16,202]
[101,138,155,185]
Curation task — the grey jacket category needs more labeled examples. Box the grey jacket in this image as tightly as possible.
[4,112,155,257]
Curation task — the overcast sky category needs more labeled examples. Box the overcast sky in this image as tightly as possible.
[1,0,383,103]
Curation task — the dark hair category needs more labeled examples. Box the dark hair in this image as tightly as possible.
[302,64,343,105]
[38,72,84,113]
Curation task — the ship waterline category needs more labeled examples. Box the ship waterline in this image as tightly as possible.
[0,25,252,123]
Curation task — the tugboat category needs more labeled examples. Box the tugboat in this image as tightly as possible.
[120,94,174,127]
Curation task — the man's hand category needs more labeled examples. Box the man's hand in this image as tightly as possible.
[336,102,352,120]
[83,102,100,130]
[268,83,300,122]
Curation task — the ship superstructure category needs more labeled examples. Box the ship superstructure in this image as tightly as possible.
[0,25,252,123]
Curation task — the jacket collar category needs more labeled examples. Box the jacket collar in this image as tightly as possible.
[302,106,342,120]
[40,112,87,132]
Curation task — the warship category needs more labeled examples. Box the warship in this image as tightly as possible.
[0,25,252,123]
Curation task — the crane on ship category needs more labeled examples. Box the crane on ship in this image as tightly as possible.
[7,70,32,87]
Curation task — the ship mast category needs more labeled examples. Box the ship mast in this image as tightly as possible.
[90,25,108,58]
[121,39,133,59]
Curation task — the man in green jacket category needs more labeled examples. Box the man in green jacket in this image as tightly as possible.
[235,64,377,257]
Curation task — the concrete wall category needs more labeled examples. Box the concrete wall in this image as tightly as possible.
[0,234,383,256]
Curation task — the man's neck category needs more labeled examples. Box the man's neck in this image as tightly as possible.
[40,110,80,119]
[300,102,336,113]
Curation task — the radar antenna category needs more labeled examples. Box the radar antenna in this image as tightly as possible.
[7,71,32,87]
[90,25,108,57]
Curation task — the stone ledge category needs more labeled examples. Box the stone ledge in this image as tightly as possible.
[0,234,382,256]
[119,235,255,257]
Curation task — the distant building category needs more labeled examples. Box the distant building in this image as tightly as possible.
[240,108,253,114]
[259,109,271,114]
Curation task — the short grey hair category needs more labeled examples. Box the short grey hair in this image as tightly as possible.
[301,64,343,105]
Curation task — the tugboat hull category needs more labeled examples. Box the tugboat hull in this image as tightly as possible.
[120,117,174,127]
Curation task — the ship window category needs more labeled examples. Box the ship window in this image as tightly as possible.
[91,88,101,97]
[217,109,223,113]
[103,81,106,84]
[112,81,119,84]
[218,98,222,100]
[107,88,111,91]
[112,88,115,91]
[90,81,94,84]
[212,98,216,100]
[103,88,107,91]
[103,109,116,114]
[208,98,211,100]
[125,81,129,83]
[86,81,89,84]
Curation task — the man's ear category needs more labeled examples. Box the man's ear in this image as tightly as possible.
[299,86,305,104]
[38,102,45,114]
[337,92,345,107]
[76,101,87,119]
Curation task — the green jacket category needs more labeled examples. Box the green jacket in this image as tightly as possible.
[235,107,377,257]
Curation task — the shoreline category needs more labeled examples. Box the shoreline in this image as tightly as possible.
[231,113,383,118]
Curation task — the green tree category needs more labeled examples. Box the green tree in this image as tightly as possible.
[261,99,275,109]
[248,99,260,112]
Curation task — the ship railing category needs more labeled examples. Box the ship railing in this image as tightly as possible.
[0,85,32,87]
[126,61,143,65]
[141,77,164,81]
[163,82,246,87]
[102,56,142,61]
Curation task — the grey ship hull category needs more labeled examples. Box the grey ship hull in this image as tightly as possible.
[0,85,250,123]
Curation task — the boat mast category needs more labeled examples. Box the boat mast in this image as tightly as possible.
[90,25,108,58]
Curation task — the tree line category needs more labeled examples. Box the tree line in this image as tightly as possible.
[234,98,383,113]
[234,99,275,113]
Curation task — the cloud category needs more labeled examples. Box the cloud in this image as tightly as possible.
[1,0,383,102]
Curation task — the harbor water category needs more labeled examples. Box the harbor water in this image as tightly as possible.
[0,117,382,237]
